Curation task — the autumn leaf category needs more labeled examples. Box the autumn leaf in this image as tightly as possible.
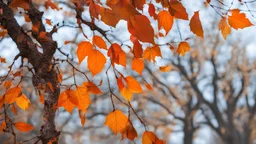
[39,91,44,104]
[16,94,30,111]
[0,96,4,109]
[11,105,17,115]
[133,39,143,58]
[79,110,86,126]
[82,81,102,94]
[145,84,153,91]
[228,9,253,30]
[218,17,231,40]
[107,43,126,67]
[75,86,91,111]
[100,0,139,27]
[159,65,171,72]
[128,15,155,44]
[14,122,34,132]
[120,87,133,101]
[9,0,30,10]
[130,0,145,10]
[142,131,165,144]
[177,42,190,56]
[0,122,6,132]
[189,11,204,38]
[88,50,106,76]
[105,110,128,134]
[45,0,59,10]
[58,91,76,113]
[92,35,107,50]
[169,1,188,20]
[5,87,22,104]
[117,76,125,91]
[4,81,13,90]
[132,58,144,75]
[158,10,174,34]
[143,45,162,62]
[77,41,93,64]
[125,76,143,93]
[121,121,138,141]
[148,4,157,19]
[45,19,52,26]
[47,82,54,92]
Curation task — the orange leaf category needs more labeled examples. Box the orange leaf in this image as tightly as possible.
[148,4,157,19]
[58,91,75,113]
[143,45,162,62]
[120,87,133,101]
[121,121,138,141]
[131,0,145,10]
[14,122,34,132]
[9,0,29,10]
[128,15,155,44]
[142,131,165,144]
[4,81,13,90]
[159,65,171,72]
[47,82,54,92]
[169,1,188,20]
[92,35,107,50]
[11,105,17,115]
[5,87,22,104]
[0,96,4,109]
[24,14,31,22]
[177,42,190,56]
[117,77,125,91]
[39,91,44,104]
[132,58,144,75]
[228,9,253,30]
[108,43,126,67]
[0,122,6,132]
[158,10,174,34]
[133,39,143,58]
[75,86,91,111]
[88,50,106,76]
[189,11,204,38]
[100,0,139,27]
[82,82,103,94]
[125,76,142,93]
[16,94,30,111]
[79,110,86,126]
[45,0,59,10]
[145,83,153,91]
[218,17,231,40]
[77,41,93,64]
[58,73,63,83]
[105,110,128,135]
[45,19,52,26]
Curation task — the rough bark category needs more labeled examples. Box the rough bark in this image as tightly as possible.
[0,1,60,143]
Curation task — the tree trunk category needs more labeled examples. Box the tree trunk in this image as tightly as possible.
[0,1,60,143]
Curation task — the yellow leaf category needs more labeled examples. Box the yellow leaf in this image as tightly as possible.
[88,50,106,76]
[120,87,133,101]
[158,10,174,34]
[189,11,204,38]
[14,122,34,132]
[16,94,30,111]
[77,41,93,64]
[177,42,190,56]
[105,110,128,135]
[5,87,22,104]
[218,17,231,40]
[228,9,253,30]
[132,58,144,75]
[125,76,142,93]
